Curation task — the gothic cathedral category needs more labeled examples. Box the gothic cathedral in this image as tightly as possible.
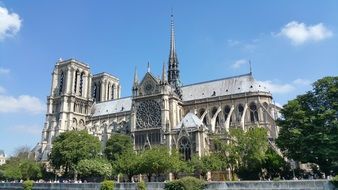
[33,15,279,161]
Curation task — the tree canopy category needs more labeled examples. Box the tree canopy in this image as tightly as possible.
[104,133,133,162]
[113,150,140,182]
[276,76,338,175]
[213,127,269,180]
[0,148,42,181]
[77,158,112,181]
[138,146,171,182]
[49,130,101,179]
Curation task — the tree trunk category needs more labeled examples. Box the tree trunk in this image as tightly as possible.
[74,169,78,181]
[147,174,152,182]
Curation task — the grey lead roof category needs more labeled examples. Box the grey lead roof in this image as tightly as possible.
[92,97,132,117]
[0,150,4,156]
[92,73,270,117]
[174,112,204,129]
[181,73,270,101]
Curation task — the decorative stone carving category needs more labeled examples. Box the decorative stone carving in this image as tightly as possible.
[136,100,161,129]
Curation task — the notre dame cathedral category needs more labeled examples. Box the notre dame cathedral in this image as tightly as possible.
[33,15,280,161]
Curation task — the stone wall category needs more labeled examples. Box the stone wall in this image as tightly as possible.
[0,180,335,190]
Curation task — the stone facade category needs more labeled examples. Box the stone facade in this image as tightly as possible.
[33,16,280,161]
[0,150,5,166]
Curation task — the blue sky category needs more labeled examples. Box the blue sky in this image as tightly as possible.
[0,0,337,156]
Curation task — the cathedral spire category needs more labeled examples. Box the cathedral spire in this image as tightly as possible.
[167,12,180,87]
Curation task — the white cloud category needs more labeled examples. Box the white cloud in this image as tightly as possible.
[258,80,295,94]
[278,21,333,45]
[0,6,22,40]
[231,59,248,69]
[293,78,312,86]
[0,67,10,75]
[0,94,45,114]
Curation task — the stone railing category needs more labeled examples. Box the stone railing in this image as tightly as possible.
[0,180,335,190]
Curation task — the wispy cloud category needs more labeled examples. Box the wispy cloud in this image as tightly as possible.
[231,59,248,69]
[293,78,312,86]
[0,6,22,40]
[258,80,295,94]
[227,39,258,52]
[8,124,41,135]
[0,67,10,75]
[0,94,45,114]
[277,21,333,45]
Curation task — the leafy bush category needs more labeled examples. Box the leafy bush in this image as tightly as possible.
[100,180,114,190]
[180,176,205,190]
[164,180,184,190]
[164,176,205,190]
[137,180,147,190]
[22,180,34,190]
[331,175,338,187]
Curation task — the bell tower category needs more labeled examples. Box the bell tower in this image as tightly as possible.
[38,59,93,161]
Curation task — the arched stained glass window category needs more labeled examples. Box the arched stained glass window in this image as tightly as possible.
[237,104,244,122]
[179,136,191,161]
[224,105,232,123]
[249,102,259,123]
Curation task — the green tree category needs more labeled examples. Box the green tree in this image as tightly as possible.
[277,76,338,175]
[138,146,171,182]
[0,153,42,180]
[189,154,223,179]
[20,159,42,180]
[1,162,22,180]
[49,130,101,179]
[77,158,112,181]
[213,128,269,180]
[261,148,290,180]
[113,150,140,182]
[104,133,133,162]
[168,149,189,179]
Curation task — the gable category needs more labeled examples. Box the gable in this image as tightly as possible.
[139,72,160,96]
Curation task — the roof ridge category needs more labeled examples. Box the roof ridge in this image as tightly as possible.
[182,73,252,88]
[96,96,132,104]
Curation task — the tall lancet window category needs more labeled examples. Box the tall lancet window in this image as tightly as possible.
[224,105,232,124]
[79,72,84,96]
[93,83,97,101]
[249,102,259,123]
[179,136,191,161]
[112,84,115,100]
[107,83,110,100]
[74,70,79,93]
[237,104,244,122]
[59,71,64,95]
